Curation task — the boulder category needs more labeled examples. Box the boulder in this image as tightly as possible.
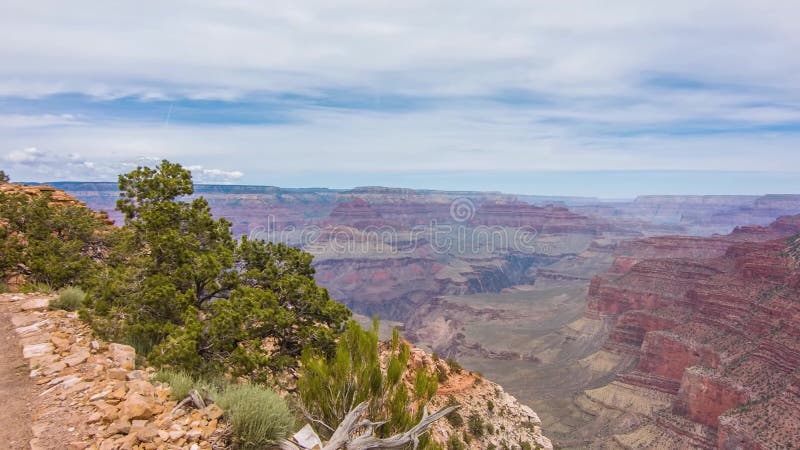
[23,342,54,359]
[21,297,49,311]
[121,393,155,420]
[108,343,136,370]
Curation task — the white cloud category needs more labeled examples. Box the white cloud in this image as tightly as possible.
[0,114,82,128]
[2,147,244,183]
[0,1,799,99]
[0,0,799,193]
[186,165,244,182]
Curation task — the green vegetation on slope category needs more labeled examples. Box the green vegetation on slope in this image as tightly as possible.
[299,320,443,448]
[80,160,350,381]
[0,189,107,289]
[1,161,457,447]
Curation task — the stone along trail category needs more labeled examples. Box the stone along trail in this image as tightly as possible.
[0,293,222,450]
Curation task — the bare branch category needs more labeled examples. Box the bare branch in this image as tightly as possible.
[320,402,460,450]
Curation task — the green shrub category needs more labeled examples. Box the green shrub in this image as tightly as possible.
[487,399,495,412]
[436,364,449,382]
[215,383,294,449]
[468,413,484,436]
[447,435,466,450]
[446,357,462,373]
[83,160,349,380]
[50,286,86,311]
[153,369,196,401]
[0,190,105,290]
[0,282,8,293]
[446,411,464,428]
[520,441,532,450]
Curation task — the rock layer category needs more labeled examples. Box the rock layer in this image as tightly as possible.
[579,215,800,448]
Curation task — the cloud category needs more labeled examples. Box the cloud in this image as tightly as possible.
[0,1,799,195]
[0,114,82,128]
[1,1,799,99]
[2,147,244,183]
[186,165,244,183]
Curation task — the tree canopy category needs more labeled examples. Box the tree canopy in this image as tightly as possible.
[0,190,106,289]
[83,160,350,380]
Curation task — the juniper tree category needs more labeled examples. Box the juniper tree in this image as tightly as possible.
[83,160,349,380]
[0,190,105,288]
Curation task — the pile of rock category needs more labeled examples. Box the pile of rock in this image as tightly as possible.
[3,293,223,450]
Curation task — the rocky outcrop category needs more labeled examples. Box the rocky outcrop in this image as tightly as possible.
[402,346,552,449]
[578,215,800,448]
[2,293,222,450]
[3,292,553,450]
[0,182,114,225]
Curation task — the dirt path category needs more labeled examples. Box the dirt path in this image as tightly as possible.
[0,296,35,450]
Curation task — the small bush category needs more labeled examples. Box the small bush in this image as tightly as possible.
[0,282,8,293]
[153,369,195,401]
[468,413,484,436]
[447,436,466,450]
[520,442,532,450]
[446,357,462,373]
[215,383,294,449]
[50,286,86,311]
[436,364,449,382]
[446,411,464,428]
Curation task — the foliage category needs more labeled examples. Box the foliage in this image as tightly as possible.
[446,357,463,373]
[0,190,105,289]
[153,369,196,401]
[214,383,294,450]
[21,282,54,294]
[50,286,87,311]
[298,321,440,447]
[446,411,464,427]
[468,413,485,436]
[83,160,349,380]
[447,435,466,450]
[0,170,8,182]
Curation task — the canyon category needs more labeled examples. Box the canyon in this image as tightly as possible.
[49,181,800,447]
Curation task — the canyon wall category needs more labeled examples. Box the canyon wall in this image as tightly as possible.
[575,215,800,448]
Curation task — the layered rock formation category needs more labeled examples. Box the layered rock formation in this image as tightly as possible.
[0,182,113,225]
[574,215,800,448]
[573,194,800,236]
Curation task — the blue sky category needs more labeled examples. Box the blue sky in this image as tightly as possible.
[1,1,800,197]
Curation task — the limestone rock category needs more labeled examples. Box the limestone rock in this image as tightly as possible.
[121,393,155,420]
[21,297,49,311]
[23,342,54,359]
[108,343,136,370]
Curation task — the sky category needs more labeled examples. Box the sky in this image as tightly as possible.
[1,1,799,197]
